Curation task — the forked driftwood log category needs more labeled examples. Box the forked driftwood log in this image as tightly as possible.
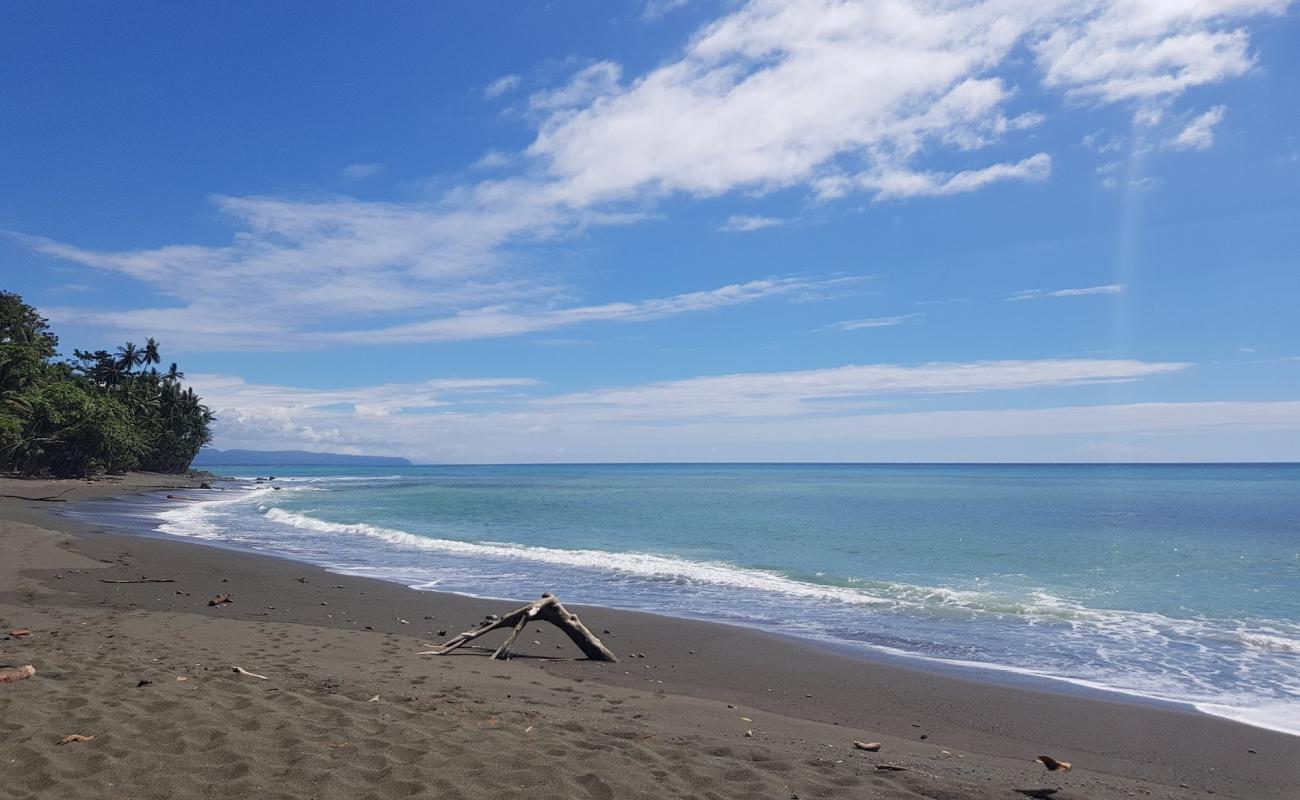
[419,593,618,662]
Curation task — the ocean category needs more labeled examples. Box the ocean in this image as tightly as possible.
[71,463,1300,735]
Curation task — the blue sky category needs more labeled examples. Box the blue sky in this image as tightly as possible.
[3,0,1299,462]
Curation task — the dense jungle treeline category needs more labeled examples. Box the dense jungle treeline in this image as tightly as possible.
[0,291,213,477]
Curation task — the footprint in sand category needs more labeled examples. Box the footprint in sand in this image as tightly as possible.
[575,772,614,800]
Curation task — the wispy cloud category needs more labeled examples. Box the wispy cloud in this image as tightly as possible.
[1009,283,1125,301]
[828,313,922,331]
[472,150,512,170]
[719,214,785,232]
[1169,105,1227,151]
[533,359,1189,421]
[189,358,1300,463]
[36,264,838,350]
[484,74,521,99]
[642,0,690,21]
[915,297,970,306]
[191,373,537,417]
[314,277,839,346]
[341,162,383,180]
[842,154,1052,201]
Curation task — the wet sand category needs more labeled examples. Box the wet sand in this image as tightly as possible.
[1,474,1296,799]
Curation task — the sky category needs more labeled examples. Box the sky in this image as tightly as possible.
[3,0,1299,463]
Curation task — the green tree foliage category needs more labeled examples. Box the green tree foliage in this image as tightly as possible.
[0,291,213,477]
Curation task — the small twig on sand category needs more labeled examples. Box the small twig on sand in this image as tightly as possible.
[232,666,268,680]
[99,578,176,584]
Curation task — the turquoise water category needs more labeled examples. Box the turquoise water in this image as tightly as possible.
[87,463,1300,734]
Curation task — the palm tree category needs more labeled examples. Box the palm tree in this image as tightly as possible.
[142,337,161,372]
[163,362,184,383]
[115,342,142,376]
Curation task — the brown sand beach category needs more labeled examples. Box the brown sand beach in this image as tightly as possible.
[2,474,1297,800]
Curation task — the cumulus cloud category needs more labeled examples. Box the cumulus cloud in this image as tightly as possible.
[1009,283,1125,301]
[1034,1,1286,102]
[529,0,1280,205]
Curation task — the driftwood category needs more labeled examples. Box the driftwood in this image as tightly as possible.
[0,488,74,502]
[420,593,618,662]
[99,578,176,584]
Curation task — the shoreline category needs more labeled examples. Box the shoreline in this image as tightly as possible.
[60,484,1207,717]
[67,474,1298,737]
[3,474,1298,798]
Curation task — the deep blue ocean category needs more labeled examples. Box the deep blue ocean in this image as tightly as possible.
[75,463,1300,735]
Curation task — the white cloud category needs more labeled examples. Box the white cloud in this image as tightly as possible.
[341,162,383,180]
[528,1,1281,206]
[1009,283,1125,301]
[829,313,921,330]
[208,394,1300,463]
[472,150,512,169]
[531,358,1188,420]
[846,153,1052,201]
[191,373,536,415]
[1170,105,1227,150]
[484,74,521,99]
[528,62,622,113]
[1034,1,1287,102]
[188,359,1300,463]
[315,277,838,346]
[719,214,785,232]
[643,0,691,21]
[25,1,1286,349]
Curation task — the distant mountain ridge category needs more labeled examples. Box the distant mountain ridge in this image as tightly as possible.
[193,448,413,467]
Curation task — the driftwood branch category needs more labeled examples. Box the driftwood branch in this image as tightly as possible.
[0,488,75,502]
[99,578,176,584]
[419,593,618,662]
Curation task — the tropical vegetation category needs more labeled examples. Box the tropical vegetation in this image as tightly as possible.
[0,291,213,477]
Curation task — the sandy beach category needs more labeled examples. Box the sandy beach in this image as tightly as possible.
[2,475,1297,800]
